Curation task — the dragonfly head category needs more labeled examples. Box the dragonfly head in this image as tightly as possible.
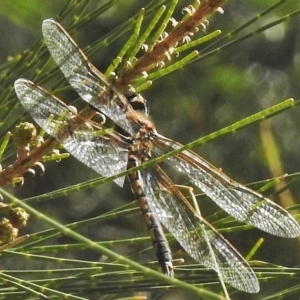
[124,92,149,116]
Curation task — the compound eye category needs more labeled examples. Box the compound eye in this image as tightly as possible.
[125,92,149,115]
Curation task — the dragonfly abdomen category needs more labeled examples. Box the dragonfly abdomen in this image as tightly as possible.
[128,155,174,277]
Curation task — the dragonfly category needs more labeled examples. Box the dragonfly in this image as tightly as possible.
[14,19,300,293]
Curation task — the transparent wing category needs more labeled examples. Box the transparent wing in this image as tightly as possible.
[42,19,139,136]
[14,79,128,186]
[153,134,300,238]
[141,167,259,293]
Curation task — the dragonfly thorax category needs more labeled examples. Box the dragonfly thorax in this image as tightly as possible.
[129,119,156,163]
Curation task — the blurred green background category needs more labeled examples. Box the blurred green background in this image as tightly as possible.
[0,1,300,299]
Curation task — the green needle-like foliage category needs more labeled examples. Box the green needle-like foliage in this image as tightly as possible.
[0,1,300,299]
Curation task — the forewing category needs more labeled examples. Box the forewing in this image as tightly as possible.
[42,19,138,136]
[140,168,259,293]
[153,135,300,237]
[14,79,128,186]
